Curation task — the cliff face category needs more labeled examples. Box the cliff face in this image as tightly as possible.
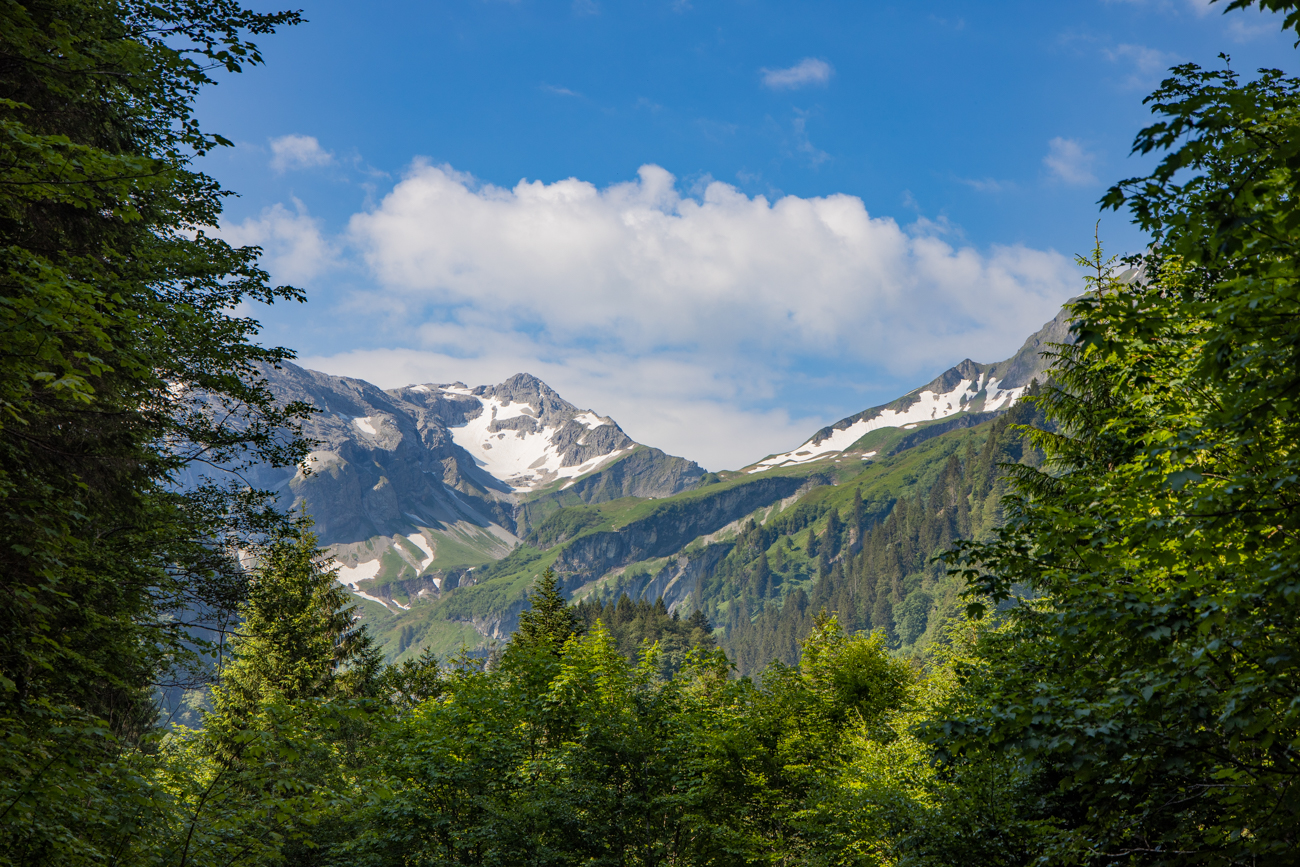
[553,446,706,503]
[246,363,513,544]
[242,363,705,600]
[553,476,808,578]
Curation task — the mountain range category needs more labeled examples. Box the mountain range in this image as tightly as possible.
[255,303,1071,659]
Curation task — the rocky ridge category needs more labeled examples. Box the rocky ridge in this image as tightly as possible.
[747,305,1073,472]
[249,365,704,612]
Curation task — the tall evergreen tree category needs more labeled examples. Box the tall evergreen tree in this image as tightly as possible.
[513,568,582,655]
[212,523,378,720]
[942,56,1300,857]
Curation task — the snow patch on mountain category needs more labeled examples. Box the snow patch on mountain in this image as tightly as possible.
[333,559,399,608]
[751,372,1027,472]
[335,559,382,584]
[439,387,630,492]
[487,397,535,422]
[405,532,434,567]
[353,416,378,436]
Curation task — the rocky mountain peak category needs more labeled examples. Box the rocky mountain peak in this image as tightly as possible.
[746,305,1074,473]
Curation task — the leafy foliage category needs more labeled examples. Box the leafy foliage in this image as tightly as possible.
[574,592,717,677]
[511,567,582,655]
[937,61,1300,863]
[694,403,1046,674]
[0,0,310,861]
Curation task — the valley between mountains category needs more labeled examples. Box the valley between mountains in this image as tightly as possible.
[261,304,1071,668]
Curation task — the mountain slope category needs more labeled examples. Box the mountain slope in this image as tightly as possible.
[248,365,704,614]
[252,305,1069,661]
[747,304,1071,472]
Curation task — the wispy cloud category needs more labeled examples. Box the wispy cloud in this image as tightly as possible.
[268,134,333,172]
[956,176,1013,194]
[792,113,829,166]
[928,13,965,29]
[1228,16,1279,40]
[1043,137,1098,186]
[1104,43,1180,88]
[760,58,834,90]
[217,198,336,284]
[541,83,581,97]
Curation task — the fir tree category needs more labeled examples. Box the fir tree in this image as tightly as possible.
[513,568,581,655]
[212,522,378,719]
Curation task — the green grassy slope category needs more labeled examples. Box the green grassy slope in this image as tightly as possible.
[351,399,1041,665]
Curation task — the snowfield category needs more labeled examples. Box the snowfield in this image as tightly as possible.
[442,389,626,492]
[750,373,1027,472]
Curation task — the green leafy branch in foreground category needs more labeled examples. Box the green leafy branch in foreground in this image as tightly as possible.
[936,60,1300,863]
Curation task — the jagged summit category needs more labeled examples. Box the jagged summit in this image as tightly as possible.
[391,375,637,493]
[250,365,703,613]
[747,305,1072,473]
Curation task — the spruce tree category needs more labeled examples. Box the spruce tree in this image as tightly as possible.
[212,522,377,720]
[513,568,581,654]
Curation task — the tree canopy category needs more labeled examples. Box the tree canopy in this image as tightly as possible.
[938,57,1300,863]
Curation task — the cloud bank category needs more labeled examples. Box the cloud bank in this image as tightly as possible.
[219,198,333,284]
[252,164,1079,468]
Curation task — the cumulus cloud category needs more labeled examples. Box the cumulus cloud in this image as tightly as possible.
[1043,137,1098,186]
[269,134,333,172]
[761,58,833,90]
[320,163,1078,467]
[349,163,1073,366]
[218,198,335,284]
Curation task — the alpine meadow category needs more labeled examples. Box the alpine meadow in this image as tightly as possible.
[3,0,1300,865]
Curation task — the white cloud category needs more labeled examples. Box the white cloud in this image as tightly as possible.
[269,134,333,172]
[218,198,335,285]
[761,58,834,90]
[957,176,1012,193]
[1228,16,1279,40]
[1043,137,1098,186]
[324,163,1078,468]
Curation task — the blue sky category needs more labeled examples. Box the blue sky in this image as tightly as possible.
[201,0,1295,469]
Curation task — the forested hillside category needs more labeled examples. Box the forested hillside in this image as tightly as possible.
[5,0,1300,864]
[705,396,1045,673]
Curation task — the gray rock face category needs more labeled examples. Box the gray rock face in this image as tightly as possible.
[250,364,702,553]
[552,476,807,577]
[982,302,1074,389]
[542,446,705,504]
[244,363,511,545]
